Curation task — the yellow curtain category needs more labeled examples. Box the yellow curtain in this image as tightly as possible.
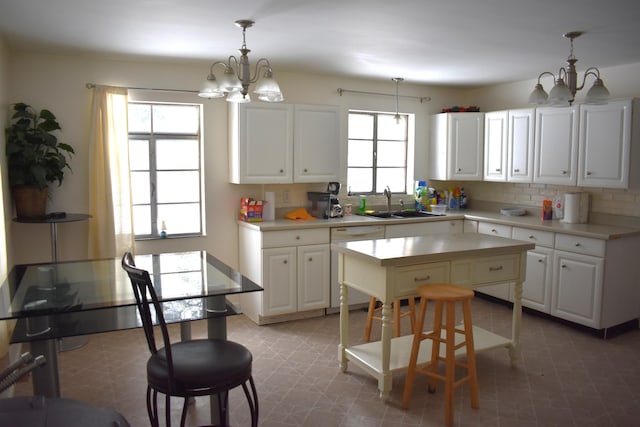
[88,86,135,259]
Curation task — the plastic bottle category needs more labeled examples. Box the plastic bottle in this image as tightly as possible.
[359,195,367,213]
[160,221,167,239]
[414,180,427,211]
[460,187,468,209]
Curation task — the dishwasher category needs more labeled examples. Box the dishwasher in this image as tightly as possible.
[329,225,386,312]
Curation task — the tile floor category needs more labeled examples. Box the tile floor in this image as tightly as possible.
[4,297,640,426]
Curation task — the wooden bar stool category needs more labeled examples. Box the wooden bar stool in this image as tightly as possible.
[401,283,479,427]
[363,296,416,342]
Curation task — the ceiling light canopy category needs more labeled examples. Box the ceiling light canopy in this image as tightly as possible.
[528,31,609,107]
[198,19,283,103]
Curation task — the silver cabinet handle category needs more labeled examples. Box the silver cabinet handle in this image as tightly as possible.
[283,260,288,264]
[561,170,568,175]
[414,275,431,282]
[514,168,520,173]
[304,168,308,172]
[537,259,544,263]
[279,169,284,173]
[296,236,301,240]
[574,242,581,247]
[495,168,501,172]
[586,171,592,176]
[457,168,462,172]
[308,257,313,262]
[489,266,503,272]
[529,235,535,239]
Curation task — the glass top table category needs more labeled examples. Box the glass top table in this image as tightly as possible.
[0,251,262,402]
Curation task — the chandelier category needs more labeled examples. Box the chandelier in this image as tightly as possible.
[198,19,283,103]
[528,31,609,106]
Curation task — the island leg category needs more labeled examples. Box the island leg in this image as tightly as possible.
[379,300,393,400]
[509,279,523,365]
[339,280,349,372]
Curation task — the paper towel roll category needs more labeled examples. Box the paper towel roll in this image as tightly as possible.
[263,191,276,221]
[562,192,580,223]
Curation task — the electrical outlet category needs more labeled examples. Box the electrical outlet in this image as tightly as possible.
[283,191,290,204]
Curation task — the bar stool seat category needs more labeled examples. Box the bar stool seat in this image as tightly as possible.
[363,296,416,342]
[401,283,479,427]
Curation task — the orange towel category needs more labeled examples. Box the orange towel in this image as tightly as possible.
[284,208,317,220]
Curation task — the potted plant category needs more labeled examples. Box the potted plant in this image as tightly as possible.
[5,102,74,219]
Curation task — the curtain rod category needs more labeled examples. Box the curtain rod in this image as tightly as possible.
[337,88,431,103]
[85,83,198,94]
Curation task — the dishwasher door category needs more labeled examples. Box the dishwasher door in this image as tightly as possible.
[330,225,386,309]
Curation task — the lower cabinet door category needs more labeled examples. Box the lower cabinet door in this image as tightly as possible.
[297,244,330,311]
[521,247,553,313]
[551,250,603,327]
[262,247,297,316]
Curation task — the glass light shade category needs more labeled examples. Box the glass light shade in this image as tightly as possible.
[528,83,549,105]
[198,76,224,98]
[584,78,610,105]
[253,71,282,96]
[257,92,284,102]
[548,78,573,106]
[226,91,251,103]
[217,67,242,92]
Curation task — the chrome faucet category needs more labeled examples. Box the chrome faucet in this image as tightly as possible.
[384,186,392,213]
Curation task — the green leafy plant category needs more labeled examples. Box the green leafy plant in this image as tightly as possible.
[5,102,74,189]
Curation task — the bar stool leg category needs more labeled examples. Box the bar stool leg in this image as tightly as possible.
[393,299,401,337]
[363,296,377,342]
[444,300,456,427]
[401,296,428,409]
[462,298,479,409]
[428,300,444,394]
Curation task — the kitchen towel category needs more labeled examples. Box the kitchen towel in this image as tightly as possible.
[562,192,581,223]
[263,191,276,221]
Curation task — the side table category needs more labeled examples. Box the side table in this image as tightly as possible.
[14,213,92,351]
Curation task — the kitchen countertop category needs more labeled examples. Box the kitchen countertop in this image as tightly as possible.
[238,209,640,240]
[331,232,535,266]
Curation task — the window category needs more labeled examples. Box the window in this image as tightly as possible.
[128,102,204,239]
[347,111,412,194]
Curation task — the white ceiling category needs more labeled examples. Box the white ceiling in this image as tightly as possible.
[1,0,640,87]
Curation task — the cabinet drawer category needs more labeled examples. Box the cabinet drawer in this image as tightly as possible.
[263,228,329,248]
[555,233,605,257]
[512,227,554,248]
[393,262,450,296]
[478,222,512,238]
[472,254,520,284]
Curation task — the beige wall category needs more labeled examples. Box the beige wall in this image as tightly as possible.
[4,51,465,268]
[4,51,640,269]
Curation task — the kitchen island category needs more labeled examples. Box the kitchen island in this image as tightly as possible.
[332,233,534,400]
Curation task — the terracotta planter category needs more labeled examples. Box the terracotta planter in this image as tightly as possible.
[12,186,49,219]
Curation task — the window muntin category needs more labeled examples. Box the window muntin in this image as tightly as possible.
[128,102,204,239]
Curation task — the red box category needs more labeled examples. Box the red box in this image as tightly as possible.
[240,198,263,222]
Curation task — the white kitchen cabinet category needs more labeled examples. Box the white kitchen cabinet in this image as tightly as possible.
[239,226,330,324]
[229,103,294,184]
[551,250,603,328]
[229,103,340,184]
[483,111,508,181]
[533,106,579,185]
[384,219,462,238]
[578,99,640,188]
[429,112,484,181]
[511,227,554,313]
[507,108,535,182]
[297,244,331,311]
[293,104,341,182]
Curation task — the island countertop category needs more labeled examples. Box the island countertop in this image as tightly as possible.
[331,232,535,267]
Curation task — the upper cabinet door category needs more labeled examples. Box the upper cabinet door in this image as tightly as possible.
[293,105,341,183]
[578,100,632,188]
[534,106,579,185]
[484,111,508,182]
[429,112,484,181]
[507,108,535,183]
[229,103,294,184]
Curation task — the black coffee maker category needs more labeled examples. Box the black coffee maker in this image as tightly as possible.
[327,182,343,218]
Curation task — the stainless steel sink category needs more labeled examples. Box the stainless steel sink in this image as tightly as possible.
[360,210,444,219]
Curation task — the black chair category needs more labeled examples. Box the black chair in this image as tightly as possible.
[0,352,130,427]
[121,252,258,427]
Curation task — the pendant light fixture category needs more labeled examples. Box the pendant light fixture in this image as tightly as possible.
[392,77,404,123]
[528,31,609,106]
[198,19,284,103]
